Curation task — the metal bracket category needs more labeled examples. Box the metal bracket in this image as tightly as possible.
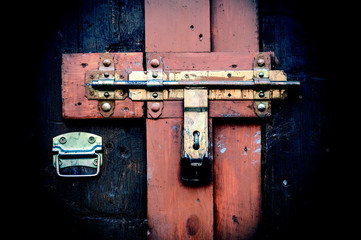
[183,88,209,160]
[85,52,127,117]
[52,132,102,177]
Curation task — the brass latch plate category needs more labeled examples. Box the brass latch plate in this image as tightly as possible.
[52,132,102,177]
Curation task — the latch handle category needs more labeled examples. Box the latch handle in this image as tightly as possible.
[52,132,102,177]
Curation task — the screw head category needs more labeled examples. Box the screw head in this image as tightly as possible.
[103,59,112,67]
[258,72,264,78]
[88,136,96,144]
[150,102,160,112]
[59,137,67,144]
[101,102,112,112]
[104,72,109,77]
[104,92,110,97]
[152,72,158,78]
[152,92,158,98]
[93,159,98,166]
[257,103,266,112]
[259,91,265,98]
[257,58,265,67]
[150,59,160,68]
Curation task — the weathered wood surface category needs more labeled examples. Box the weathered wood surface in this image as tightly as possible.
[147,118,214,239]
[25,0,334,239]
[62,53,145,119]
[214,122,262,239]
[25,1,148,239]
[211,0,259,52]
[145,0,211,52]
[148,52,259,70]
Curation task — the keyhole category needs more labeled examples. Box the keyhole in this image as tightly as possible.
[193,131,200,150]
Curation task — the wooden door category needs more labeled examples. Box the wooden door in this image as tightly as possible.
[27,0,334,239]
[145,1,260,239]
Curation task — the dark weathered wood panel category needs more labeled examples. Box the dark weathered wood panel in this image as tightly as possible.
[25,1,147,239]
[259,0,336,239]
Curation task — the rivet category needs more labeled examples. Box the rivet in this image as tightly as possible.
[259,91,265,98]
[59,137,67,144]
[152,72,158,78]
[150,102,160,112]
[185,74,189,78]
[257,103,266,112]
[152,92,158,98]
[104,72,109,77]
[150,59,160,68]
[257,58,265,67]
[88,136,96,144]
[103,59,112,67]
[93,159,98,166]
[104,92,110,97]
[101,102,111,112]
[227,73,232,78]
[258,72,264,78]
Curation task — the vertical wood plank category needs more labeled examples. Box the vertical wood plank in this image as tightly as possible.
[211,0,258,52]
[145,0,210,52]
[147,118,213,239]
[214,122,262,239]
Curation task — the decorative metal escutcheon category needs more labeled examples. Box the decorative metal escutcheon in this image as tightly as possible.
[52,132,102,177]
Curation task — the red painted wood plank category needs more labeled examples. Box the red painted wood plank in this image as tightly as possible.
[147,118,213,239]
[211,0,259,52]
[214,123,262,239]
[148,52,258,71]
[62,53,145,119]
[149,101,257,119]
[145,0,210,52]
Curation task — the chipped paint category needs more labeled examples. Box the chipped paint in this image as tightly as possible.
[254,130,261,145]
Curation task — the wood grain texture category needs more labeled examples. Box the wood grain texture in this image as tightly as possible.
[211,0,259,52]
[214,122,262,239]
[27,1,148,239]
[145,0,210,52]
[148,100,257,119]
[147,118,213,239]
[149,52,258,71]
[62,53,145,119]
